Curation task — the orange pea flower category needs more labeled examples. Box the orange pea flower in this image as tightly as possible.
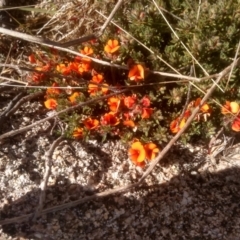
[101,112,120,126]
[141,108,153,119]
[83,117,99,130]
[46,83,61,96]
[68,62,79,73]
[128,141,146,166]
[232,115,240,132]
[123,95,136,109]
[44,98,58,110]
[92,74,104,84]
[200,103,211,113]
[141,96,151,107]
[88,83,109,96]
[101,84,109,95]
[104,39,120,54]
[28,53,36,64]
[107,97,121,112]
[144,143,160,161]
[183,110,191,118]
[80,46,93,56]
[88,83,98,96]
[123,112,131,120]
[78,62,91,74]
[72,127,84,139]
[194,98,211,121]
[35,63,51,72]
[128,64,144,82]
[56,63,71,75]
[221,101,239,115]
[170,117,186,134]
[123,120,135,128]
[69,92,81,104]
[194,98,211,113]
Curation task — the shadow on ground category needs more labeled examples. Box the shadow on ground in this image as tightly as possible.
[1,165,240,240]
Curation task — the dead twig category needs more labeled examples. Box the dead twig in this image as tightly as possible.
[32,135,64,221]
[0,91,44,123]
[0,91,25,121]
[0,182,139,225]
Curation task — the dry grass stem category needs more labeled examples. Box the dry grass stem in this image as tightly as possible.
[33,136,64,221]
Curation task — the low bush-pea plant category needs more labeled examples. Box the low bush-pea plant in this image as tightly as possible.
[26,0,240,167]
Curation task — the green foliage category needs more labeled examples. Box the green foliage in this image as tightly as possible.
[101,0,240,143]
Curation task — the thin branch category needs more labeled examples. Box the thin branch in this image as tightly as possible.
[0,182,139,225]
[32,136,64,221]
[0,91,44,120]
[97,0,123,37]
[225,39,240,90]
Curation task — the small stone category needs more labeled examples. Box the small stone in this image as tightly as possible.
[148,202,154,207]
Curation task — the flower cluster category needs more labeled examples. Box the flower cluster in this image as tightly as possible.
[170,98,211,134]
[29,37,238,169]
[221,101,240,132]
[27,39,153,167]
[72,94,154,150]
[128,141,160,167]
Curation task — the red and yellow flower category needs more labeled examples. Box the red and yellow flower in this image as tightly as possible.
[88,83,109,96]
[72,127,84,139]
[44,98,58,110]
[56,63,71,75]
[221,101,239,115]
[46,82,61,96]
[123,95,136,109]
[128,141,146,166]
[78,61,91,74]
[232,115,240,132]
[91,74,104,84]
[123,120,135,128]
[107,97,121,112]
[144,143,160,161]
[170,117,186,134]
[141,108,153,119]
[128,64,144,82]
[80,46,93,56]
[104,39,120,54]
[101,112,120,126]
[194,98,211,121]
[83,117,99,130]
[69,92,81,104]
